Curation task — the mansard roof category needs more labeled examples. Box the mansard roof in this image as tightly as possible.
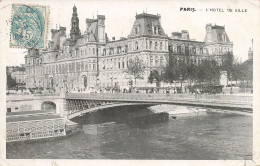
[75,37,85,46]
[106,38,128,47]
[204,24,231,43]
[128,13,167,37]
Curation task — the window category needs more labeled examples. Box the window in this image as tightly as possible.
[117,46,121,54]
[135,41,139,50]
[155,42,158,50]
[153,26,158,34]
[150,56,154,65]
[122,62,125,68]
[155,56,159,66]
[109,48,114,55]
[160,56,164,65]
[134,26,138,35]
[93,48,95,54]
[125,45,128,53]
[160,42,163,50]
[149,41,152,49]
[118,62,120,69]
[223,35,226,42]
[103,49,106,56]
[181,47,185,54]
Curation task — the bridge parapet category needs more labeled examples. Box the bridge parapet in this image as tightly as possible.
[65,93,253,107]
[7,93,63,101]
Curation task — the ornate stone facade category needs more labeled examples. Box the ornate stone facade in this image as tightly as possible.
[24,6,233,92]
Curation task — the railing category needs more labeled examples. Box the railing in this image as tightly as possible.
[65,93,253,107]
[6,93,63,101]
[34,93,61,97]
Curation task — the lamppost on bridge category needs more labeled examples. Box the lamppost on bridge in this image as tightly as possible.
[230,73,233,94]
[180,74,183,93]
[96,78,101,92]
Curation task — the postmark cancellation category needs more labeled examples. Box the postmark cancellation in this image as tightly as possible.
[10,4,49,49]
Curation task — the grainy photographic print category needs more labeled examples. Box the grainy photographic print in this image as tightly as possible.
[0,0,259,166]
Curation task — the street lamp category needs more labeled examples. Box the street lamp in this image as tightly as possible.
[180,74,183,92]
[96,78,101,92]
[230,73,233,94]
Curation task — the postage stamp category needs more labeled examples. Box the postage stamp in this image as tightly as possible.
[9,4,49,49]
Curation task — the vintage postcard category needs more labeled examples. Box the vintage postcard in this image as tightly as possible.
[0,0,259,165]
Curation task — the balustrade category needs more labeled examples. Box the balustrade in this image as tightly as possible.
[66,93,252,106]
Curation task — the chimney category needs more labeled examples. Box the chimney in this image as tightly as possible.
[59,26,66,36]
[86,18,94,30]
[51,29,58,39]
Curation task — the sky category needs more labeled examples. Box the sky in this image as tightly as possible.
[1,0,259,66]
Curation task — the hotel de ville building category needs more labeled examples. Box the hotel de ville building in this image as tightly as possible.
[24,6,233,93]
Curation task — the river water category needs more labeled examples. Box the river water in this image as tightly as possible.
[6,107,252,159]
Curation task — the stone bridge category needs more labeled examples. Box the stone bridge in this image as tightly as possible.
[6,94,68,117]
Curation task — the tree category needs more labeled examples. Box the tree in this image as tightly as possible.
[232,59,244,84]
[196,59,221,85]
[148,70,163,87]
[161,58,188,83]
[242,59,253,88]
[7,74,16,89]
[221,52,234,79]
[126,57,145,86]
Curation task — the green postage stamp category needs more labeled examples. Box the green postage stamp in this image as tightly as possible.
[10,4,49,49]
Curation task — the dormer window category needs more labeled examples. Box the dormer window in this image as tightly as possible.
[153,25,159,35]
[134,27,138,35]
[134,25,140,35]
[223,35,227,42]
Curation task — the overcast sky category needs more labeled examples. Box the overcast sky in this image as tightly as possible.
[1,0,259,66]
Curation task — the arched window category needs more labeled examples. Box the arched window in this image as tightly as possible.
[135,41,139,50]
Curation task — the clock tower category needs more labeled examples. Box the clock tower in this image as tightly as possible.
[70,5,81,44]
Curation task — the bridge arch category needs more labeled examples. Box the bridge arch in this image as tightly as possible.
[41,101,56,111]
